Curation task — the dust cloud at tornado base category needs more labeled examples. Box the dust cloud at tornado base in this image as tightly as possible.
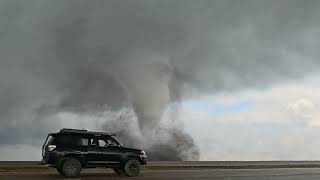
[1,0,320,160]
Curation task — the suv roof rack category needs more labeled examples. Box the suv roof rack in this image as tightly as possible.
[59,128,116,136]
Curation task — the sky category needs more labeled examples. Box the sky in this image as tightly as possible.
[1,0,320,160]
[181,73,320,160]
[4,74,320,161]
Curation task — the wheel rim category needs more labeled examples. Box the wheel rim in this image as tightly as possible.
[129,164,138,173]
[64,161,78,175]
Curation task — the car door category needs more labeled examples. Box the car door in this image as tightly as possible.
[97,137,122,164]
[74,136,89,159]
[87,137,101,164]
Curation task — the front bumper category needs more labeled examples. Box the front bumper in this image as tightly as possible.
[140,155,147,165]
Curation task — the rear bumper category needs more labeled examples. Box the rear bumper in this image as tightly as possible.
[40,158,47,165]
[41,159,56,167]
[42,151,59,165]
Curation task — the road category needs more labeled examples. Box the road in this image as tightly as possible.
[2,168,320,180]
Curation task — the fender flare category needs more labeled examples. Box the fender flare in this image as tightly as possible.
[123,155,142,165]
[59,152,86,167]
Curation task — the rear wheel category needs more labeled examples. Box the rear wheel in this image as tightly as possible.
[56,159,64,175]
[60,157,81,178]
[113,167,124,175]
[56,166,63,175]
[124,159,140,177]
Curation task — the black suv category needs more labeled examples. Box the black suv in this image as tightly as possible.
[41,128,147,178]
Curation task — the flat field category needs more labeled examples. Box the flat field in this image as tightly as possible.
[1,161,320,179]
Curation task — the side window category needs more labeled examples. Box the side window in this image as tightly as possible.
[98,139,107,147]
[90,139,98,147]
[82,139,89,146]
[88,138,117,147]
[106,138,118,147]
[76,138,89,146]
[55,135,73,146]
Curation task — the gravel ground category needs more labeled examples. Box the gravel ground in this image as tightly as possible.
[2,168,320,180]
[2,161,320,180]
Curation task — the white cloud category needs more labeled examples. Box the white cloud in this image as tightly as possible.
[287,98,320,127]
[180,74,320,160]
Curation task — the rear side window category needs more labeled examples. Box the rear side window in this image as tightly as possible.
[49,134,92,147]
[76,138,89,146]
[52,135,74,146]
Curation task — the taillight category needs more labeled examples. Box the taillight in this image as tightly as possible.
[47,145,56,152]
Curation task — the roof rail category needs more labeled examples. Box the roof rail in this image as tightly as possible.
[59,128,116,136]
[60,128,87,133]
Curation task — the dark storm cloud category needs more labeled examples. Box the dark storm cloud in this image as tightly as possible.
[1,0,320,160]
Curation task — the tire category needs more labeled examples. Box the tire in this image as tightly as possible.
[60,157,82,178]
[56,159,64,176]
[113,167,124,175]
[124,159,140,177]
[56,166,63,175]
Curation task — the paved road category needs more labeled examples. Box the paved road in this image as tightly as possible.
[2,168,320,180]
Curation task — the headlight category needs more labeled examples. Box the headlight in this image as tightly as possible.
[48,145,56,152]
[140,150,146,156]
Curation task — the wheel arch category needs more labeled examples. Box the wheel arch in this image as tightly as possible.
[123,155,143,165]
[60,152,86,167]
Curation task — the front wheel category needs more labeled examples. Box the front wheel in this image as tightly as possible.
[124,159,140,177]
